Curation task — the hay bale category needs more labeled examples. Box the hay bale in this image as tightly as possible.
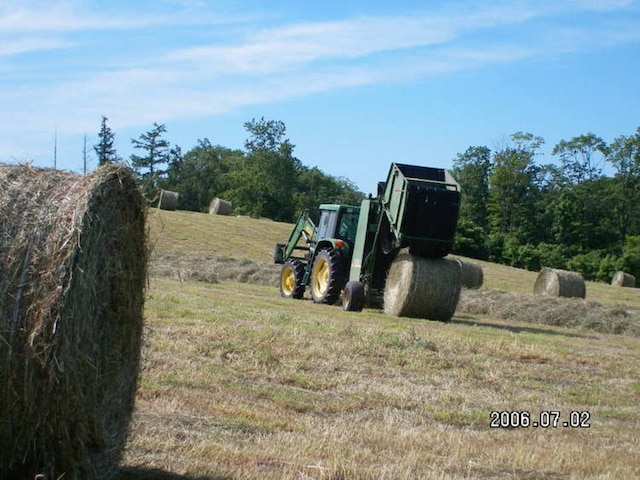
[458,260,484,289]
[209,197,233,215]
[611,271,636,288]
[157,189,178,210]
[384,252,461,321]
[0,164,148,479]
[534,268,586,299]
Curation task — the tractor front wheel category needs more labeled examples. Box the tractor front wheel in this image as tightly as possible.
[280,259,306,299]
[310,248,345,305]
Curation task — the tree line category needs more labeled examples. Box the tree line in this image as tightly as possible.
[93,116,364,222]
[93,116,640,281]
[451,129,640,282]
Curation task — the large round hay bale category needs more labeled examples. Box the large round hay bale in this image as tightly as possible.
[534,268,586,298]
[384,252,461,321]
[209,197,233,215]
[458,259,484,289]
[0,164,148,479]
[611,271,636,288]
[158,189,179,211]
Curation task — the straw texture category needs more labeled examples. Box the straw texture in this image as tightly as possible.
[0,163,148,479]
[209,197,233,215]
[158,189,179,211]
[611,271,636,288]
[459,260,484,289]
[533,268,586,299]
[384,252,461,321]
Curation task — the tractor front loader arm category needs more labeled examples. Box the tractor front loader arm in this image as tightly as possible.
[273,209,316,264]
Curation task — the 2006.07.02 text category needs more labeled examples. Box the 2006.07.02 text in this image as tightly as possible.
[490,411,591,428]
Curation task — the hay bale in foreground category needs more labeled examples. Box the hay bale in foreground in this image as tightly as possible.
[384,252,461,321]
[0,164,148,480]
[458,259,484,289]
[209,197,233,215]
[158,189,179,210]
[611,271,636,288]
[534,268,586,299]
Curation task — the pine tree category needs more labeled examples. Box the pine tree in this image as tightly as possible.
[130,122,171,197]
[94,116,120,165]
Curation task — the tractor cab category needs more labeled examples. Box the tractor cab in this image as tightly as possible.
[316,204,360,247]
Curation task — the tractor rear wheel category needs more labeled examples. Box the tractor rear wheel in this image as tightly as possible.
[342,281,365,312]
[310,248,345,304]
[280,259,306,299]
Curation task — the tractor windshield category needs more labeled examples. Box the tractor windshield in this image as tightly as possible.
[337,210,359,244]
[316,207,360,245]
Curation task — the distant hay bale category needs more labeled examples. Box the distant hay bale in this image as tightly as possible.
[158,189,179,210]
[0,164,148,479]
[384,252,461,322]
[534,268,586,299]
[458,260,484,289]
[611,271,636,288]
[209,197,233,215]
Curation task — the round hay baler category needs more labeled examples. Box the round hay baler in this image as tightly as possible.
[275,163,463,322]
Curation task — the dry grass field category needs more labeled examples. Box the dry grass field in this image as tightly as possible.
[119,209,640,479]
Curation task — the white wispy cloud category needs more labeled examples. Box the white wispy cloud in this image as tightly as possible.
[165,6,538,75]
[0,37,72,56]
[0,0,638,165]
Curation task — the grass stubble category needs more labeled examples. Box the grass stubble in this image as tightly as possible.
[120,210,640,479]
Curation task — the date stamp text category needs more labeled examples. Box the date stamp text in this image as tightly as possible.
[489,410,591,429]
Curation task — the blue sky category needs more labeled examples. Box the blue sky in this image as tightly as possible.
[1,0,639,194]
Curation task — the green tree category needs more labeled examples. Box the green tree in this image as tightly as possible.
[294,167,364,213]
[130,122,171,197]
[452,146,491,230]
[244,117,289,153]
[619,235,640,279]
[608,127,640,245]
[223,118,301,221]
[164,139,243,212]
[488,132,543,240]
[552,133,608,184]
[94,116,120,165]
[450,146,492,258]
[551,133,610,251]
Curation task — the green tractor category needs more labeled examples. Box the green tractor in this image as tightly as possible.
[274,163,462,320]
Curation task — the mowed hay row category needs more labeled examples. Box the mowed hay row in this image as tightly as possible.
[209,197,233,215]
[611,271,636,288]
[157,189,179,211]
[384,252,461,322]
[0,164,148,479]
[534,267,586,299]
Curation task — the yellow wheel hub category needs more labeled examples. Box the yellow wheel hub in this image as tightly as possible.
[281,267,296,296]
[313,257,330,295]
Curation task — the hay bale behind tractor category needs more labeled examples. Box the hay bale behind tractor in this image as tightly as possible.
[0,164,148,479]
[611,271,636,288]
[458,259,484,289]
[209,197,233,215]
[158,189,179,210]
[384,252,461,321]
[534,268,586,299]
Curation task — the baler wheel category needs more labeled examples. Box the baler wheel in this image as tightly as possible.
[342,281,365,312]
[310,248,344,305]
